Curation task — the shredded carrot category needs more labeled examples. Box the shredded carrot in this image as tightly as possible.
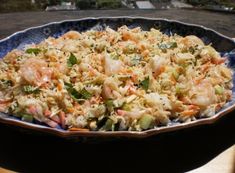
[68,127,89,132]
[28,105,37,115]
[88,68,96,77]
[95,31,104,38]
[170,75,177,85]
[128,86,136,95]
[188,104,200,111]
[131,74,138,83]
[137,43,146,52]
[0,99,12,104]
[50,115,61,124]
[148,38,155,44]
[0,103,10,112]
[212,58,226,65]
[215,102,225,111]
[41,82,50,88]
[45,119,59,128]
[57,83,63,91]
[44,109,51,117]
[201,62,211,73]
[107,36,115,44]
[194,75,205,85]
[59,111,66,129]
[181,109,198,116]
[70,77,77,83]
[153,66,165,78]
[141,49,149,57]
[90,96,101,104]
[179,96,191,104]
[67,107,75,113]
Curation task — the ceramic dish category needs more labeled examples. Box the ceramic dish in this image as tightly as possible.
[0,17,235,139]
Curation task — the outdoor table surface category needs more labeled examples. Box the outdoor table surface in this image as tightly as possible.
[0,9,234,173]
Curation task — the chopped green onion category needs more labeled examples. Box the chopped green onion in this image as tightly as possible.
[70,88,82,100]
[172,69,179,80]
[169,42,178,48]
[158,42,177,51]
[113,99,125,108]
[14,113,23,118]
[64,82,73,90]
[139,76,149,91]
[104,99,126,112]
[130,56,141,66]
[67,53,80,67]
[138,114,154,130]
[110,52,119,60]
[122,103,131,111]
[65,82,78,99]
[80,88,92,99]
[105,99,114,107]
[215,85,224,95]
[104,99,114,112]
[21,114,33,123]
[23,85,40,94]
[26,48,41,55]
[125,44,136,54]
[188,46,195,54]
[117,75,131,81]
[103,119,113,131]
[0,79,13,89]
[65,82,92,101]
[175,85,181,95]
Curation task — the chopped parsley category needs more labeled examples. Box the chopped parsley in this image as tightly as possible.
[139,76,149,91]
[67,53,80,67]
[65,82,92,101]
[23,85,40,94]
[158,42,177,52]
[0,79,13,89]
[26,48,41,55]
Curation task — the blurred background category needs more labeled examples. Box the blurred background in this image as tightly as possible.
[0,0,235,12]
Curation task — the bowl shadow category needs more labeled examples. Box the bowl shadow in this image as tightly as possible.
[0,112,234,173]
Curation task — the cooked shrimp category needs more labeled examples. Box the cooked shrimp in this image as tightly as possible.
[180,35,204,48]
[149,55,169,77]
[117,109,146,119]
[4,49,23,63]
[62,31,80,40]
[104,54,123,76]
[102,77,122,99]
[19,58,52,86]
[190,79,216,108]
[175,53,194,64]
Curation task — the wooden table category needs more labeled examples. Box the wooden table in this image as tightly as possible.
[0,10,234,173]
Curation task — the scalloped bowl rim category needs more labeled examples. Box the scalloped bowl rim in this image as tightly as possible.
[0,16,235,138]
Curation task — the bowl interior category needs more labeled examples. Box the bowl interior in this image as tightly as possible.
[0,17,235,59]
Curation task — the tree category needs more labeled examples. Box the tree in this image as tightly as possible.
[75,0,96,9]
[48,0,62,6]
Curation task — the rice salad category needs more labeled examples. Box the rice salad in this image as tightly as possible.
[0,26,233,131]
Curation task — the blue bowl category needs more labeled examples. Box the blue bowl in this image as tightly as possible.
[0,17,235,139]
